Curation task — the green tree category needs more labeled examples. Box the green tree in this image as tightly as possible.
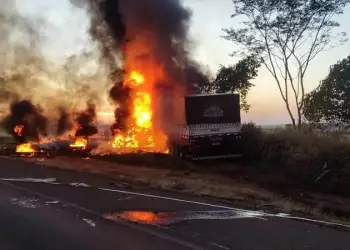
[199,55,261,112]
[223,0,349,130]
[303,55,350,127]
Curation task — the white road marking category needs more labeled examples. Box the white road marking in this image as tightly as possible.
[276,214,350,228]
[0,180,206,250]
[70,183,90,188]
[83,218,96,227]
[98,187,256,212]
[0,177,244,211]
[2,177,350,228]
[45,200,60,204]
[10,197,41,209]
[1,177,57,183]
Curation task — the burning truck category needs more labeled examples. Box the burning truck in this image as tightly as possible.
[0,0,244,160]
[1,84,242,160]
[166,93,242,160]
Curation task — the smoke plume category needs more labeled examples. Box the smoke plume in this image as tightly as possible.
[69,0,126,69]
[71,0,210,134]
[57,108,74,136]
[0,1,110,129]
[1,100,48,143]
[74,101,98,137]
[109,76,131,132]
[0,0,45,104]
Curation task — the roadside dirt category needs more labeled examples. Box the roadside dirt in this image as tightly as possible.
[23,156,275,203]
[20,155,350,224]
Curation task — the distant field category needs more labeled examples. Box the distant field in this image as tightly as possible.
[0,128,14,145]
[260,124,286,129]
[0,128,10,137]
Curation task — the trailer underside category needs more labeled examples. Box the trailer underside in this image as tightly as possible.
[170,133,242,161]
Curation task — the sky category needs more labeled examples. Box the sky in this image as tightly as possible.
[14,0,350,125]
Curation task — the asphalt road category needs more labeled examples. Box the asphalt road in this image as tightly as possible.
[0,157,350,250]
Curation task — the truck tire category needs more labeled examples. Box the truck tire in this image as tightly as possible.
[176,144,184,158]
[169,141,180,157]
[170,142,189,159]
[180,145,190,159]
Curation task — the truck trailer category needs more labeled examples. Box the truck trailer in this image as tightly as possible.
[168,93,242,160]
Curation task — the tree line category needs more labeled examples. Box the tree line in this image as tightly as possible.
[203,0,350,130]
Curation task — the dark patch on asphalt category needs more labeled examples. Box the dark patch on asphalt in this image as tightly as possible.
[105,210,266,225]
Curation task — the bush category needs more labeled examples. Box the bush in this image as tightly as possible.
[261,130,319,166]
[255,128,350,195]
[262,130,350,165]
[240,123,263,161]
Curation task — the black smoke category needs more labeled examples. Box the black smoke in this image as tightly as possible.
[107,69,131,133]
[69,0,126,69]
[1,100,48,143]
[71,0,210,132]
[57,108,73,136]
[109,78,131,133]
[74,101,98,137]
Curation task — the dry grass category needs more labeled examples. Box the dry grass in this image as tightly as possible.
[0,135,16,145]
[240,123,350,197]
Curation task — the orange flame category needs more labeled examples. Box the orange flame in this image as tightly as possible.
[16,143,35,154]
[69,137,88,150]
[127,71,145,87]
[14,125,24,137]
[134,92,152,129]
[111,71,168,153]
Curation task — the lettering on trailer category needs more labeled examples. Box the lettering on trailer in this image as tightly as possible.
[185,94,240,124]
[202,105,224,118]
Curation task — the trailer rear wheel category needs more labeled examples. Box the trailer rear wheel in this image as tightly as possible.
[179,145,190,159]
[170,141,180,158]
[170,142,190,159]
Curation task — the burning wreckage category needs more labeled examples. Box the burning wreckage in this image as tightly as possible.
[0,0,242,160]
[1,88,242,160]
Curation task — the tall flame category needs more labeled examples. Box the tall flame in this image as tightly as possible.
[128,71,145,86]
[112,71,168,153]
